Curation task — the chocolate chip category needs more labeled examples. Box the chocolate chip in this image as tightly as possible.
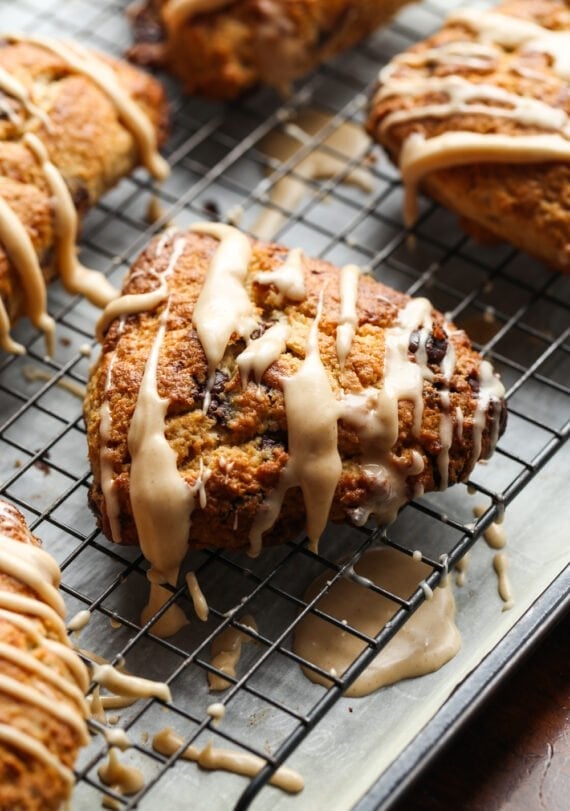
[426,334,448,365]
[408,330,420,353]
[467,373,480,393]
[203,200,221,220]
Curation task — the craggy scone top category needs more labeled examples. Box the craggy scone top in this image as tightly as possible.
[85,224,507,591]
[367,0,570,272]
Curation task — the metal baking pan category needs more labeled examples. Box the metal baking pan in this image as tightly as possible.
[0,0,568,808]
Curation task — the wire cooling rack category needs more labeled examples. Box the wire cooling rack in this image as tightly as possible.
[0,0,569,809]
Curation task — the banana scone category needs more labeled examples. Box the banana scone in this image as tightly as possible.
[366,0,570,272]
[128,0,415,99]
[0,499,89,811]
[0,35,169,356]
[85,223,507,590]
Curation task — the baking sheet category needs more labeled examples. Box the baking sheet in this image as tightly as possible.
[0,0,568,809]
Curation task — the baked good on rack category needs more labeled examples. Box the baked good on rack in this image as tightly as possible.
[0,499,89,811]
[84,223,507,589]
[128,0,415,99]
[0,35,169,356]
[366,0,570,273]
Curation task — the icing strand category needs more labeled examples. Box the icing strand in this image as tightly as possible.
[7,35,169,180]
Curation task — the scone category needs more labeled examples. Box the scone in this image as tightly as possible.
[84,223,507,589]
[0,35,169,355]
[0,500,90,811]
[366,0,570,272]
[128,0,416,99]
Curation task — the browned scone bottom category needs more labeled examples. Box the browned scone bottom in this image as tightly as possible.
[0,500,89,811]
[0,35,169,353]
[366,0,570,273]
[85,225,507,563]
[129,0,415,99]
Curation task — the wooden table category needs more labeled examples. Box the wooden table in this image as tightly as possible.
[391,615,570,811]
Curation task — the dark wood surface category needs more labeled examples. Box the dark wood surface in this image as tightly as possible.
[391,615,570,811]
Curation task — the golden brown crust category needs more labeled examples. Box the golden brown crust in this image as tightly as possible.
[0,38,169,326]
[129,0,415,98]
[84,229,507,552]
[0,501,88,811]
[366,0,570,273]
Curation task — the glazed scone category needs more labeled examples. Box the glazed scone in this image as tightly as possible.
[0,35,169,355]
[85,223,507,589]
[128,0,415,99]
[0,500,89,811]
[366,0,570,272]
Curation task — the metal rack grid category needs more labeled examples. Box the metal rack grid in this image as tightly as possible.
[0,0,568,809]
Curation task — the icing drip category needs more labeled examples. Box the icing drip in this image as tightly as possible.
[335,298,434,526]
[0,297,24,355]
[254,248,307,301]
[0,195,56,355]
[153,727,304,793]
[248,292,342,556]
[470,360,505,465]
[7,35,169,180]
[91,663,172,703]
[294,547,461,696]
[254,110,374,240]
[0,509,89,788]
[191,222,256,410]
[127,296,194,586]
[379,76,570,136]
[236,320,290,387]
[336,264,361,370]
[449,8,570,79]
[437,339,456,490]
[400,131,570,227]
[0,65,51,128]
[493,552,514,611]
[23,133,119,307]
[208,615,257,691]
[98,747,144,798]
[186,571,209,621]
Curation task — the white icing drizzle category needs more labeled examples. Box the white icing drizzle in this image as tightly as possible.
[455,551,471,587]
[7,34,169,180]
[153,727,304,794]
[0,514,90,787]
[253,248,307,301]
[0,194,56,356]
[0,64,52,128]
[127,292,196,605]
[400,131,570,227]
[127,289,194,586]
[294,547,461,697]
[385,297,433,436]
[67,608,91,632]
[98,747,145,797]
[473,505,507,549]
[186,571,209,621]
[470,360,505,465]
[103,728,131,750]
[437,338,456,490]
[95,283,168,342]
[378,76,570,136]
[254,112,374,241]
[336,264,361,370]
[236,320,290,387]
[378,7,570,227]
[248,292,342,556]
[208,615,257,692]
[206,702,226,725]
[493,552,513,611]
[0,296,24,355]
[449,8,570,79]
[91,663,172,703]
[23,133,119,308]
[190,222,256,410]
